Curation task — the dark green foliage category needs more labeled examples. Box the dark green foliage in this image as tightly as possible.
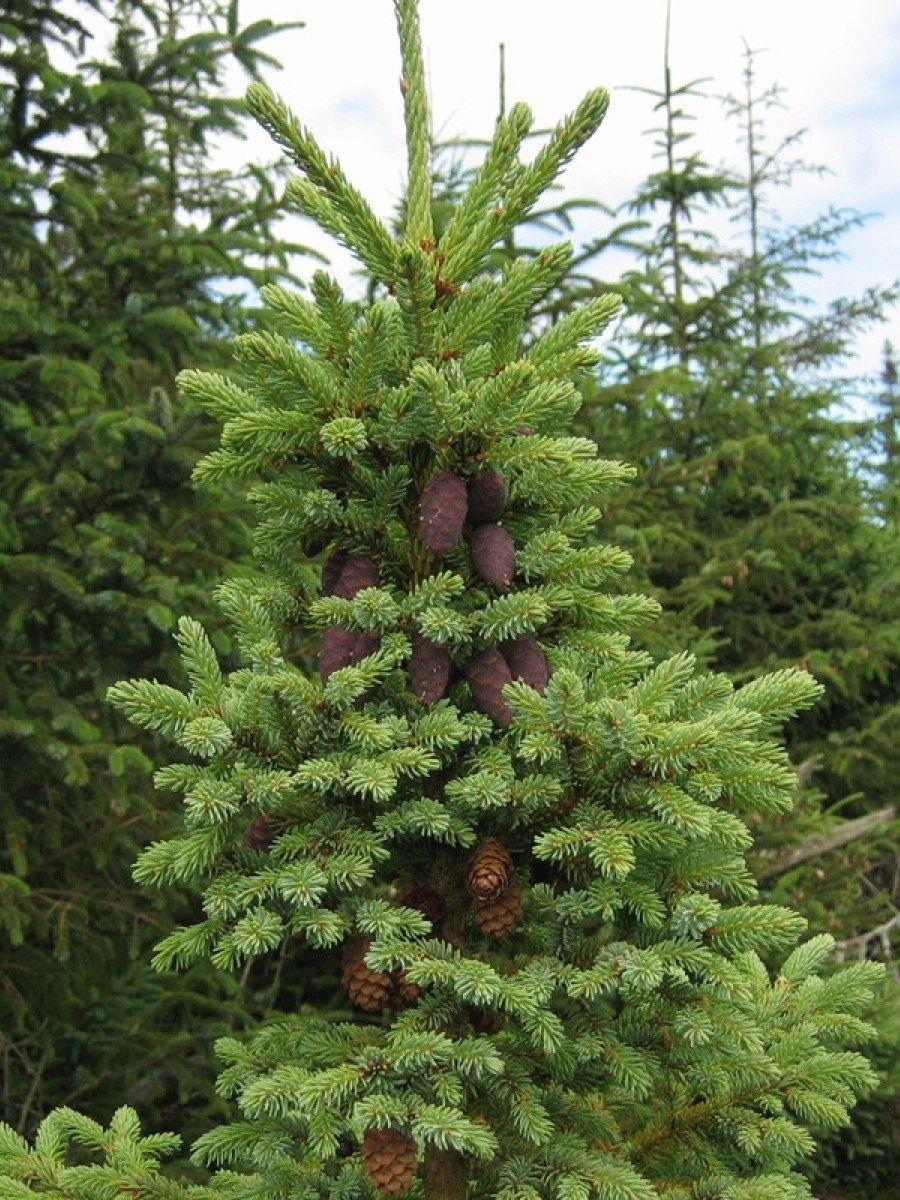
[0,0,314,1131]
[582,45,900,947]
[576,46,900,1196]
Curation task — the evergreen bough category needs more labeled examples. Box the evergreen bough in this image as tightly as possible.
[0,5,883,1198]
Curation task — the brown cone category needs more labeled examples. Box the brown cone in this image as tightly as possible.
[409,634,451,705]
[334,554,380,599]
[467,838,513,901]
[466,647,513,726]
[361,1128,418,1196]
[499,634,551,694]
[419,470,468,555]
[473,876,523,938]
[399,883,447,930]
[243,814,274,850]
[467,469,507,523]
[320,548,347,596]
[470,523,516,590]
[341,936,392,1013]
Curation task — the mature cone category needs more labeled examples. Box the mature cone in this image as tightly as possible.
[243,814,274,850]
[467,468,507,523]
[419,469,468,555]
[334,553,380,599]
[473,876,523,938]
[470,523,516,589]
[467,838,513,902]
[389,970,424,1010]
[399,883,447,930]
[466,647,513,726]
[499,634,551,693]
[341,936,392,1013]
[409,633,451,705]
[320,547,347,596]
[361,1128,418,1197]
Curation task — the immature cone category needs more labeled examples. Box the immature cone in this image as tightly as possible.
[243,814,274,850]
[473,876,523,938]
[341,936,392,1013]
[409,633,451,705]
[361,1128,418,1197]
[499,634,551,693]
[470,523,516,589]
[318,625,358,681]
[318,627,381,683]
[419,470,468,555]
[353,630,382,662]
[466,647,513,726]
[467,468,507,523]
[467,838,513,902]
[334,554,380,599]
[320,547,347,596]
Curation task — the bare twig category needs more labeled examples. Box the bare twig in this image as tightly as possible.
[834,911,900,961]
[755,805,896,881]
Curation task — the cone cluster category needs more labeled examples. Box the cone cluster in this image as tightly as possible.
[468,838,523,937]
[418,468,517,590]
[318,486,551,718]
[341,936,422,1013]
[416,468,551,717]
[466,634,551,726]
[361,1128,418,1196]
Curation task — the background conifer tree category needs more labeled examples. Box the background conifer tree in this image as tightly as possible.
[575,44,900,1197]
[0,0,316,1133]
[586,43,900,940]
[0,4,886,1198]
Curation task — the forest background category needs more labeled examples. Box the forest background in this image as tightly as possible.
[0,1,897,1198]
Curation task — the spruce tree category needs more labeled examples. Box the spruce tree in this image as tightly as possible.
[872,340,900,526]
[0,5,884,1198]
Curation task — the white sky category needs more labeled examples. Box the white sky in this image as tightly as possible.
[232,0,900,386]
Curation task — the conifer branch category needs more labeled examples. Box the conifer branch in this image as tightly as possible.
[394,0,434,247]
